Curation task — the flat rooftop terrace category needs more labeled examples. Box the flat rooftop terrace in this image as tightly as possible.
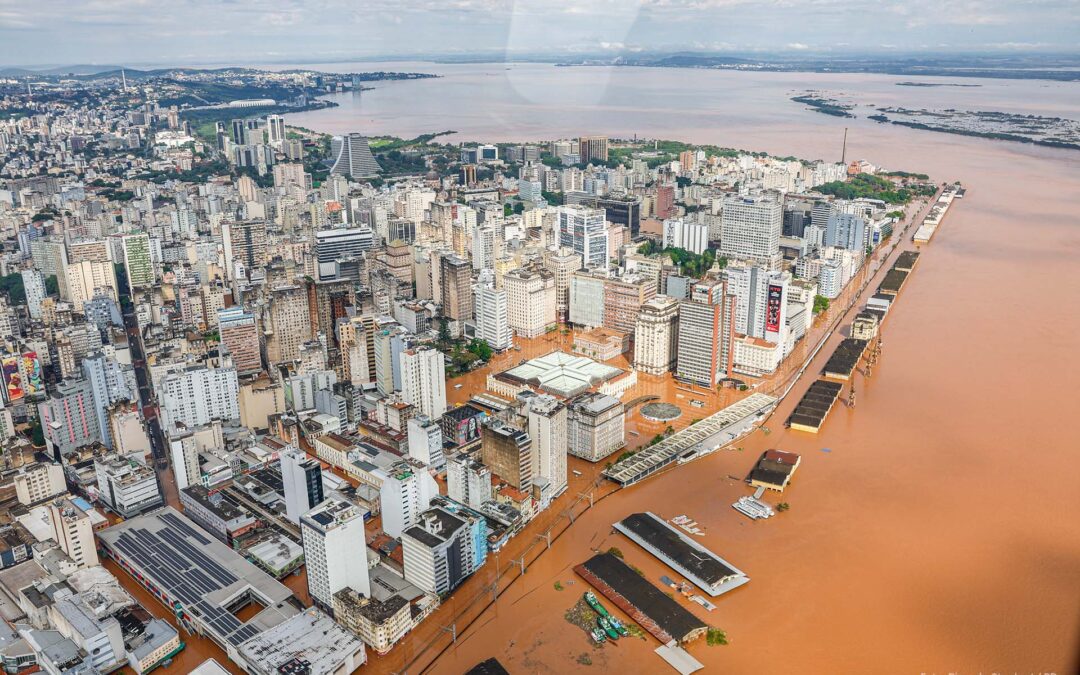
[575,552,707,645]
[893,250,921,272]
[614,512,748,597]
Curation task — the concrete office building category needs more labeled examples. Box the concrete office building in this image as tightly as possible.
[527,395,568,500]
[567,393,625,462]
[663,218,709,254]
[47,498,99,568]
[407,416,446,472]
[217,307,262,374]
[504,267,557,338]
[93,454,162,518]
[569,271,606,328]
[480,422,532,491]
[439,253,473,323]
[380,461,439,539]
[542,247,583,323]
[301,498,371,613]
[445,453,492,510]
[825,212,868,251]
[633,296,680,375]
[720,196,782,267]
[266,285,310,364]
[675,278,736,386]
[159,366,240,430]
[558,205,609,269]
[315,227,374,281]
[401,507,487,596]
[280,448,324,525]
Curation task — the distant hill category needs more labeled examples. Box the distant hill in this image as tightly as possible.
[0,64,124,77]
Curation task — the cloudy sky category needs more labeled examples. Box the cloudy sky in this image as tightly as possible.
[0,0,1076,67]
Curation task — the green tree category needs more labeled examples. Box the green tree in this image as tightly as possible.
[0,273,26,305]
[813,295,830,314]
[44,275,59,296]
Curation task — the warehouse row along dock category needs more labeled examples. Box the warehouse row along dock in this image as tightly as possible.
[913,182,963,244]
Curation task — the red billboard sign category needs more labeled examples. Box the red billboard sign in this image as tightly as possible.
[766,284,784,333]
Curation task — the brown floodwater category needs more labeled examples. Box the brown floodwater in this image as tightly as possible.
[281,63,1080,675]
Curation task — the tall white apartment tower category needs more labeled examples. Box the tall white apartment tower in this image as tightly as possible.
[473,282,512,352]
[400,346,447,419]
[300,498,371,613]
[379,461,439,539]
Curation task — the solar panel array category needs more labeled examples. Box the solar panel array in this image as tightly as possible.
[109,515,262,646]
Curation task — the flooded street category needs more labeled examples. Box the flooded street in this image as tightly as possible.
[284,63,1080,674]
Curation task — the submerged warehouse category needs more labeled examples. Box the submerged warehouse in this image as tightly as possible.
[575,552,708,645]
[613,512,749,597]
[787,379,843,433]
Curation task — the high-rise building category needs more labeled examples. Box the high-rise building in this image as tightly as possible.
[603,273,655,334]
[504,267,556,338]
[38,378,99,460]
[473,283,512,352]
[217,307,262,374]
[725,264,790,346]
[446,453,492,509]
[301,498,371,612]
[267,285,311,364]
[542,247,583,323]
[825,212,868,251]
[81,352,137,449]
[400,346,446,419]
[578,136,609,164]
[720,196,782,267]
[11,462,66,506]
[407,415,446,471]
[121,233,154,291]
[266,114,286,146]
[558,205,608,269]
[471,224,502,271]
[402,506,487,596]
[566,393,625,462]
[169,435,201,491]
[633,296,680,375]
[329,133,382,178]
[65,260,117,312]
[20,269,46,320]
[662,218,709,254]
[439,254,473,322]
[29,237,69,299]
[315,227,374,281]
[568,271,605,328]
[46,497,99,568]
[379,461,439,539]
[222,220,268,277]
[281,448,324,525]
[159,366,240,430]
[675,278,736,385]
[527,395,568,500]
[480,422,532,490]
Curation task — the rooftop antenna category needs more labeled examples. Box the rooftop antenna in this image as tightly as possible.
[26,78,31,98]
[841,127,848,165]
[121,68,128,92]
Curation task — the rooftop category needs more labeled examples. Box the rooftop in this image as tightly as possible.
[496,350,625,398]
[236,607,365,675]
[98,507,299,648]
